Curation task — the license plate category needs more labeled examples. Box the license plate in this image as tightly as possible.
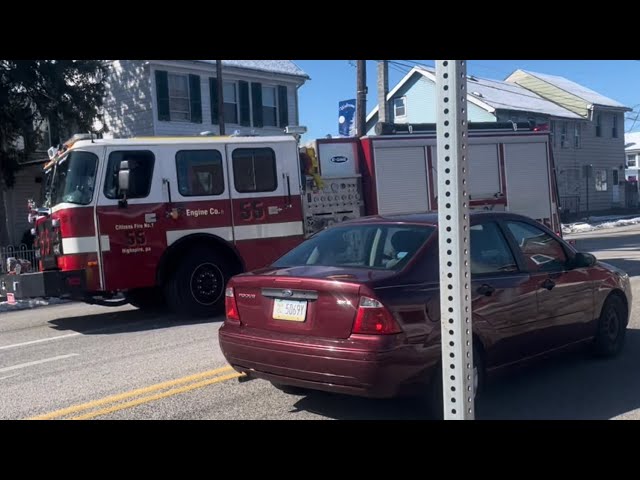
[273,299,307,322]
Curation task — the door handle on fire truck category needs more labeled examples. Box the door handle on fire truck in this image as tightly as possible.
[285,174,292,207]
[163,178,173,205]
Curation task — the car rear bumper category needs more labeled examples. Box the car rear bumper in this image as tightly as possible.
[219,324,438,398]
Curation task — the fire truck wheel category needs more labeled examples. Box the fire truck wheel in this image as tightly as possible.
[125,287,165,311]
[164,249,230,318]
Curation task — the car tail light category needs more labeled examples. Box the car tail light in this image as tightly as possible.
[352,296,401,335]
[225,287,240,322]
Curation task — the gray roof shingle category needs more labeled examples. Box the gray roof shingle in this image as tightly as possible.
[465,74,582,119]
[196,60,309,78]
[518,70,627,109]
[412,67,581,119]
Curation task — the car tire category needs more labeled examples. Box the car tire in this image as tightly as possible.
[592,295,627,358]
[164,249,230,318]
[426,343,484,420]
[271,382,309,395]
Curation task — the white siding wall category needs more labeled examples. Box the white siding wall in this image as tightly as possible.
[102,60,155,138]
[552,111,626,214]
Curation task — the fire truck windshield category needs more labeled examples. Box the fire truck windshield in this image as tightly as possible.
[42,167,54,208]
[50,150,99,206]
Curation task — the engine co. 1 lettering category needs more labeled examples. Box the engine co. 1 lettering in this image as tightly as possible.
[186,208,224,217]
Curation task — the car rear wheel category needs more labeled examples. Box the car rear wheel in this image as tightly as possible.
[426,343,484,420]
[592,295,627,358]
[164,249,230,318]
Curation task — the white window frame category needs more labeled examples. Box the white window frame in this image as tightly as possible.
[595,168,608,192]
[627,154,637,168]
[223,81,239,125]
[574,122,581,149]
[168,73,191,122]
[261,85,278,128]
[394,96,407,119]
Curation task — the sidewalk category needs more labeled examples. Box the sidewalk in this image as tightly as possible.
[562,214,640,235]
[0,297,70,314]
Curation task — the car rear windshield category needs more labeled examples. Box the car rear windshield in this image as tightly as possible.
[273,224,435,271]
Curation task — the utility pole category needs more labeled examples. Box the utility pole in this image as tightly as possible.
[436,60,474,420]
[377,61,389,124]
[356,60,367,137]
[216,60,225,135]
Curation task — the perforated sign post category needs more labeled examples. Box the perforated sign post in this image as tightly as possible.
[436,60,475,420]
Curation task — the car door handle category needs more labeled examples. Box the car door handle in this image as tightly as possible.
[477,284,495,296]
[541,278,556,290]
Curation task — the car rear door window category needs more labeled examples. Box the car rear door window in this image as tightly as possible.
[470,222,518,275]
[273,224,434,271]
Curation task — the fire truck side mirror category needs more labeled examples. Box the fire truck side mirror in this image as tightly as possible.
[118,160,130,208]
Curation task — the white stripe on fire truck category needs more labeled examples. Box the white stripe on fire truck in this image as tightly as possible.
[61,236,111,254]
[165,221,303,246]
[233,221,303,241]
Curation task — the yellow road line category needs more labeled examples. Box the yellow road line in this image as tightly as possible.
[28,365,235,420]
[70,372,243,420]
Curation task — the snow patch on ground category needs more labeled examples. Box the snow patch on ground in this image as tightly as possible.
[562,216,640,235]
[0,297,70,313]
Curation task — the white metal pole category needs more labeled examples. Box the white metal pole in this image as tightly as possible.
[436,60,474,420]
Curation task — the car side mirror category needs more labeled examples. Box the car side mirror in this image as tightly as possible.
[118,160,130,208]
[573,252,597,269]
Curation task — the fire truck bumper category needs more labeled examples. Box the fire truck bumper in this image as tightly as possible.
[0,270,86,300]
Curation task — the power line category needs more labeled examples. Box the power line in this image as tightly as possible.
[388,60,573,106]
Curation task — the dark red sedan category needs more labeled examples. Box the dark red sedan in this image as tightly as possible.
[219,212,631,414]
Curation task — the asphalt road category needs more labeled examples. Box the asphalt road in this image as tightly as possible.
[2,225,640,420]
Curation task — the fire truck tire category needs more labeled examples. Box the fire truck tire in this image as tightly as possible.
[164,249,230,318]
[125,288,165,311]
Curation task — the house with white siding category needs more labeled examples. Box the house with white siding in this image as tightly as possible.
[625,131,640,183]
[101,60,309,138]
[366,66,631,217]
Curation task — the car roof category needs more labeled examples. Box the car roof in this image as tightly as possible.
[338,211,536,227]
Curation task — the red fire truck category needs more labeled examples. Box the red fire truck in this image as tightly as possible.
[0,121,560,317]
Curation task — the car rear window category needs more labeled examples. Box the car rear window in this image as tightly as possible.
[273,224,435,270]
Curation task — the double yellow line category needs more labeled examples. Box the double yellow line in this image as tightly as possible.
[28,365,244,420]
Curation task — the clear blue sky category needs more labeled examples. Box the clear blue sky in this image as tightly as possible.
[295,60,640,141]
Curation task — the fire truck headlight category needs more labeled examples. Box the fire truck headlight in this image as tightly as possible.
[35,249,41,259]
[53,244,61,255]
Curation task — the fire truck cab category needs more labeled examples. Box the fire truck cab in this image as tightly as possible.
[3,133,308,316]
